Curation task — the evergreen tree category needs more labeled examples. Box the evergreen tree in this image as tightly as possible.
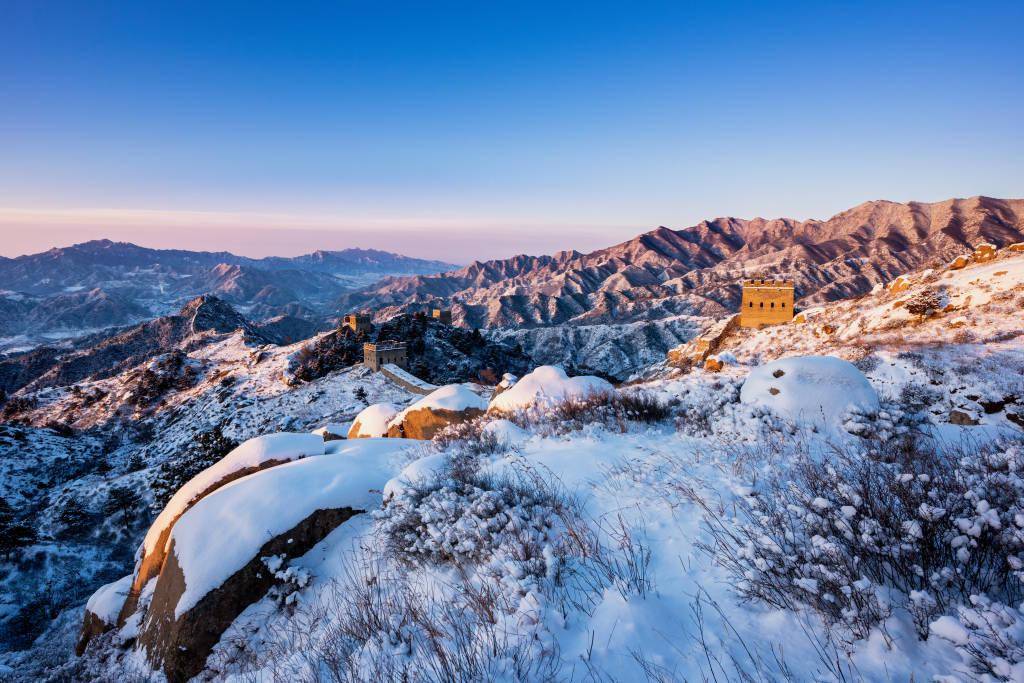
[150,425,238,511]
[0,497,35,558]
[354,386,368,403]
[54,497,92,540]
[104,486,141,531]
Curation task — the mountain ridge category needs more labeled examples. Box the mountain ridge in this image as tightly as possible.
[340,195,1024,329]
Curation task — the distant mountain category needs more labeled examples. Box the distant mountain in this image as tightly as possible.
[0,240,457,350]
[0,296,271,395]
[340,196,1024,329]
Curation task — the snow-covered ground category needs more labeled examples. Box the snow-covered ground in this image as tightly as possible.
[3,251,1023,681]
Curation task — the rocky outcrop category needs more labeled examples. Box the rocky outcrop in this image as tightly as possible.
[386,406,484,439]
[139,508,358,683]
[88,438,397,682]
[117,434,324,624]
[386,385,487,439]
[348,403,400,438]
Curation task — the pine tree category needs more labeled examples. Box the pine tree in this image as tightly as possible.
[0,497,35,558]
[150,425,238,511]
[104,486,141,531]
[354,386,368,403]
[54,497,92,540]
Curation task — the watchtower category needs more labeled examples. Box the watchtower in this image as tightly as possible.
[343,312,372,334]
[740,278,794,328]
[363,341,408,371]
[431,308,453,325]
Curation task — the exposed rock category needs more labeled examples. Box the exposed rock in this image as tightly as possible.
[949,409,980,426]
[132,439,399,682]
[387,384,487,439]
[703,357,723,373]
[118,434,324,623]
[139,508,358,682]
[76,575,132,655]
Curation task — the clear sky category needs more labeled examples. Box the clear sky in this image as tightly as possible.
[1,0,1021,262]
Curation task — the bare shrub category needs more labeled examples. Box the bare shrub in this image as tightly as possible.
[491,390,673,437]
[700,435,1024,644]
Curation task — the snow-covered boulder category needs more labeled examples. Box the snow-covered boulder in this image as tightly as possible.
[121,433,325,623]
[311,423,348,440]
[482,418,529,447]
[347,402,400,439]
[76,574,132,655]
[386,384,487,440]
[740,356,879,424]
[487,365,613,413]
[490,373,518,401]
[137,439,401,683]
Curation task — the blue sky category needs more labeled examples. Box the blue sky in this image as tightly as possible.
[1,1,1021,261]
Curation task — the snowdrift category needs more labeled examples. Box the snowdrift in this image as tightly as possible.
[488,365,613,412]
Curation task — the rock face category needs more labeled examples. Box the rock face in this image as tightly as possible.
[118,434,325,624]
[386,385,488,439]
[84,438,400,682]
[139,508,358,683]
[488,366,613,413]
[340,196,1024,329]
[75,575,132,655]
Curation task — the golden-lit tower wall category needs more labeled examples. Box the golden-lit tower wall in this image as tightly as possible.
[739,279,795,328]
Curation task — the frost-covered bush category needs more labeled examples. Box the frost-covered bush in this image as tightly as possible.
[262,554,312,609]
[702,436,1024,643]
[497,389,673,437]
[375,470,561,577]
[931,594,1024,682]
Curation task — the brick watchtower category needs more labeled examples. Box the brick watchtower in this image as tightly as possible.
[739,278,794,328]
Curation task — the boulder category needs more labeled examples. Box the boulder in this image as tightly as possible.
[347,402,400,438]
[76,575,132,655]
[1008,242,1024,253]
[949,409,980,426]
[118,433,325,623]
[386,384,487,439]
[703,357,724,373]
[887,275,912,293]
[136,442,397,683]
[490,373,518,401]
[311,423,348,440]
[740,356,879,425]
[948,254,971,270]
[488,366,613,413]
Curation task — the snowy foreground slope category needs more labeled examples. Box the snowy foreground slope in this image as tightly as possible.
[64,357,1023,681]
[2,252,1023,681]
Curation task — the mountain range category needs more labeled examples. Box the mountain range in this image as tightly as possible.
[0,241,457,351]
[341,196,1024,328]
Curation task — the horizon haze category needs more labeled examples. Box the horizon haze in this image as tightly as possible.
[2,1,1022,261]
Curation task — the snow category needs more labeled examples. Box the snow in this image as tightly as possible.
[84,575,133,624]
[381,364,436,391]
[740,355,879,424]
[481,418,529,446]
[382,452,449,500]
[390,384,487,424]
[142,432,326,557]
[168,438,416,617]
[347,403,400,438]
[311,423,348,438]
[487,365,613,412]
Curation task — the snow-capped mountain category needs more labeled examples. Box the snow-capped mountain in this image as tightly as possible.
[341,196,1024,329]
[0,241,457,352]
